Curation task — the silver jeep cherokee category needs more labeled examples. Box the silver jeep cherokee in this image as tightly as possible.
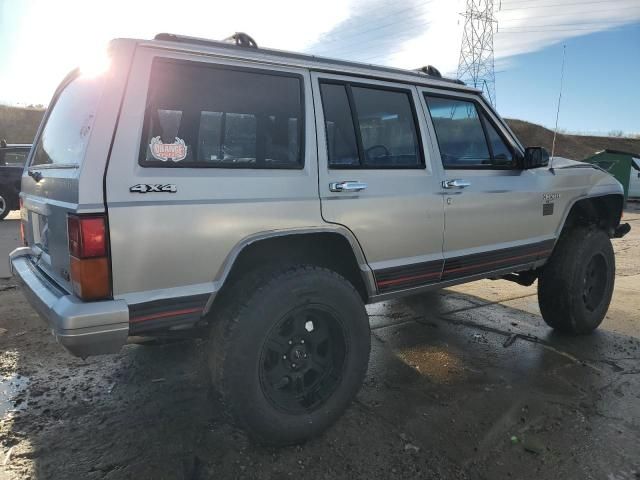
[10,33,630,444]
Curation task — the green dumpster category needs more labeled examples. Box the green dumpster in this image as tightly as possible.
[583,149,640,202]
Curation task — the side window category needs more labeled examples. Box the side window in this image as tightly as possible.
[351,86,421,168]
[2,150,29,167]
[320,81,423,169]
[425,95,514,168]
[140,61,304,168]
[320,83,359,167]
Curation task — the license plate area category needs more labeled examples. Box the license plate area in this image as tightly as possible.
[31,212,50,253]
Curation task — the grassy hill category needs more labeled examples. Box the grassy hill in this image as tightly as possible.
[0,105,45,144]
[505,119,640,160]
[0,105,638,159]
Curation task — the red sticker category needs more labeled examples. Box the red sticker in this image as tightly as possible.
[150,136,187,162]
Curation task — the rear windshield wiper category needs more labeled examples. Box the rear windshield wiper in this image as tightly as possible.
[27,164,79,182]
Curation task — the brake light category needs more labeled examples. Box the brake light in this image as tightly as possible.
[68,216,106,258]
[67,214,111,300]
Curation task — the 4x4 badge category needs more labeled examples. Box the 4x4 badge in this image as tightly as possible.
[130,184,177,193]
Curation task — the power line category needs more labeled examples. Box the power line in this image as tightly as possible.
[309,2,433,51]
[500,0,639,10]
[500,20,636,29]
[309,0,637,68]
[499,5,640,22]
[309,0,639,57]
[497,26,631,33]
[316,13,638,58]
[501,0,633,5]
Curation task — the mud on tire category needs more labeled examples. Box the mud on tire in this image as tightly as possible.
[208,265,370,445]
[538,226,615,334]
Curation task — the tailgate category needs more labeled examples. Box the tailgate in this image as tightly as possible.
[20,40,135,293]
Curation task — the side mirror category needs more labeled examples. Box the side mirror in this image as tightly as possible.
[523,147,549,169]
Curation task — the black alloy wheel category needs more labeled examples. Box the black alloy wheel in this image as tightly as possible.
[259,305,346,414]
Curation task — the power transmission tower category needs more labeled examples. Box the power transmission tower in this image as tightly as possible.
[457,0,498,106]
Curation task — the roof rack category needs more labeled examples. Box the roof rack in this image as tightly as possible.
[223,32,258,48]
[415,65,442,78]
[153,33,468,87]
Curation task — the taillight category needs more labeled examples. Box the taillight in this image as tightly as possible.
[68,216,106,258]
[67,214,111,300]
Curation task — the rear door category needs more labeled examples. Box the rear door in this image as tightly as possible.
[312,72,445,294]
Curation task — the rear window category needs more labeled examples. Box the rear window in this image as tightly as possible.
[31,75,104,167]
[140,60,304,169]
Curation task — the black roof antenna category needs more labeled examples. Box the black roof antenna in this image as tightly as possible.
[549,45,567,172]
[223,32,258,48]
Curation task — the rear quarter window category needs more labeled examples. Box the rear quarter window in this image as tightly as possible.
[140,60,304,169]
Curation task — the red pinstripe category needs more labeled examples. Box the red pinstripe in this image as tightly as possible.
[130,307,203,324]
[376,248,552,288]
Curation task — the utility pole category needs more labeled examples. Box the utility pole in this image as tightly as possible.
[457,0,498,107]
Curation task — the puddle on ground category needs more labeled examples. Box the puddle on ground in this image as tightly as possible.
[0,374,30,418]
[396,346,466,384]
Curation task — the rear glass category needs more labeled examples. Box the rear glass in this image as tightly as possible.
[31,75,104,167]
[140,60,304,169]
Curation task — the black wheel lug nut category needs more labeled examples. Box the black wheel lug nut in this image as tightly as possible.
[291,363,297,369]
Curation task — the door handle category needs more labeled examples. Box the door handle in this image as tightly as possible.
[442,179,471,189]
[329,181,368,192]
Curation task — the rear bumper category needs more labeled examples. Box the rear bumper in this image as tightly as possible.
[9,247,129,358]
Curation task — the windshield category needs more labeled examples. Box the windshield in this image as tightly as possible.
[31,74,104,167]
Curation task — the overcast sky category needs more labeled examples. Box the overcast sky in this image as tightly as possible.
[0,0,639,134]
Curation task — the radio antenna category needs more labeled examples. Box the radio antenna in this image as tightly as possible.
[550,45,566,170]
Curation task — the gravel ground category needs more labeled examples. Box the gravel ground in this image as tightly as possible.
[0,205,639,480]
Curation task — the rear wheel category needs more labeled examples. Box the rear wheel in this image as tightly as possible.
[209,265,370,445]
[0,191,9,220]
[538,226,615,334]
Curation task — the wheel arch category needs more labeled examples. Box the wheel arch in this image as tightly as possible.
[205,227,375,313]
[556,193,624,239]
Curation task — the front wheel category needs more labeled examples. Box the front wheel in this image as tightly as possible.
[209,266,370,445]
[538,226,615,334]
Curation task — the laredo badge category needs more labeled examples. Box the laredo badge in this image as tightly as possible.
[149,136,187,162]
[542,192,560,216]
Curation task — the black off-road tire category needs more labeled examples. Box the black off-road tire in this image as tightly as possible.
[538,226,615,334]
[208,265,370,445]
[0,190,9,220]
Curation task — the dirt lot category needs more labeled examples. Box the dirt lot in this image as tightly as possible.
[1,207,639,480]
